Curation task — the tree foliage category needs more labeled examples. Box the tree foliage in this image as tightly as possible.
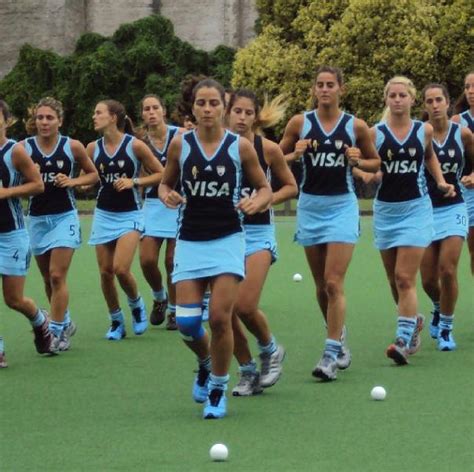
[234,0,473,130]
[0,15,235,143]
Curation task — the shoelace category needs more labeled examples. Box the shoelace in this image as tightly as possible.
[197,366,210,386]
[439,329,451,341]
[208,389,223,407]
[110,320,122,331]
[132,307,142,322]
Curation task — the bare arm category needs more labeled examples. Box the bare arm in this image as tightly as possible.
[0,144,44,199]
[238,137,272,215]
[263,139,298,205]
[460,127,474,188]
[424,123,456,197]
[279,114,311,163]
[347,118,381,173]
[158,136,184,208]
[114,139,164,192]
[54,139,99,188]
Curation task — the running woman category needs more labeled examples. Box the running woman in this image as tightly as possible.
[159,78,272,419]
[138,95,182,330]
[25,97,98,351]
[88,100,163,340]
[420,83,473,350]
[0,100,54,366]
[452,71,474,274]
[280,66,381,381]
[372,76,455,365]
[226,89,297,396]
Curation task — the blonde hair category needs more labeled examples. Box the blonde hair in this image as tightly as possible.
[0,100,17,128]
[226,89,288,136]
[381,76,417,122]
[25,97,64,135]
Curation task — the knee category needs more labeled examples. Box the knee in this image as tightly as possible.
[394,272,413,292]
[209,310,232,335]
[113,264,129,279]
[49,270,66,288]
[4,292,23,311]
[100,268,115,283]
[234,299,257,321]
[139,253,155,272]
[176,306,204,341]
[439,263,456,282]
[324,277,343,299]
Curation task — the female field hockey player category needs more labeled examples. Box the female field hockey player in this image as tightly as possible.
[280,66,380,381]
[420,83,473,350]
[138,95,183,330]
[25,97,98,351]
[372,77,455,365]
[0,100,54,366]
[159,78,272,419]
[226,89,297,396]
[88,100,163,340]
[452,71,474,274]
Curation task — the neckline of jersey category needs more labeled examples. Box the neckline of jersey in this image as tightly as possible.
[384,120,415,146]
[101,134,127,159]
[313,110,345,137]
[193,129,229,161]
[34,134,62,158]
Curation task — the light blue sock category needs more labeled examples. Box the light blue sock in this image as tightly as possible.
[239,359,257,374]
[439,314,454,332]
[208,373,229,392]
[258,335,277,356]
[64,309,71,327]
[127,295,144,310]
[396,316,417,345]
[0,336,4,353]
[49,320,64,337]
[152,288,167,302]
[110,308,124,322]
[30,309,46,328]
[324,339,342,360]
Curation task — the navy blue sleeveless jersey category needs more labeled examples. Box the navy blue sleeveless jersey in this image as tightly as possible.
[94,134,141,212]
[426,122,464,207]
[241,135,272,225]
[144,125,179,199]
[375,120,427,203]
[178,130,242,241]
[0,140,25,233]
[299,111,356,195]
[25,136,76,216]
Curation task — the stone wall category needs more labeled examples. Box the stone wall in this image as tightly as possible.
[0,0,257,78]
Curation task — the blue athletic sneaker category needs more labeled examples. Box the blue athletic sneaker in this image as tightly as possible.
[203,388,227,419]
[131,304,148,335]
[437,329,456,351]
[192,365,210,403]
[429,310,440,339]
[106,320,126,341]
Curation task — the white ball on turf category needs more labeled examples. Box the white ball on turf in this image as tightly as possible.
[292,273,303,282]
[210,443,228,461]
[370,386,386,401]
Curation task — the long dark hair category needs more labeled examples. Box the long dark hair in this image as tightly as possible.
[99,99,135,135]
[453,71,474,115]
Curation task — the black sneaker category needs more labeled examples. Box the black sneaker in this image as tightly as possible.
[150,299,167,326]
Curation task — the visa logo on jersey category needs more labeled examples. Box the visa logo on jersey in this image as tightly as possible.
[42,172,58,183]
[383,160,418,173]
[307,152,345,167]
[441,162,459,174]
[103,172,128,183]
[185,180,230,197]
[241,187,257,198]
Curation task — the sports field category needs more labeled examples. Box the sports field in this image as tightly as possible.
[1,215,473,471]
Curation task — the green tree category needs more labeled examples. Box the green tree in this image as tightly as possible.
[0,14,235,143]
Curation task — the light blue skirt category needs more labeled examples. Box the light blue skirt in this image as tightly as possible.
[295,192,359,246]
[432,203,468,241]
[172,232,245,283]
[244,224,278,263]
[89,208,144,245]
[374,195,434,250]
[143,198,178,239]
[28,210,81,255]
[462,187,474,227]
[0,229,31,276]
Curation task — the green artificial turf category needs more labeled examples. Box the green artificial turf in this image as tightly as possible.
[1,217,472,471]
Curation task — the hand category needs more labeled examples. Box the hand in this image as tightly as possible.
[461,174,474,189]
[437,182,456,198]
[292,139,312,161]
[236,196,261,215]
[54,173,73,188]
[113,178,133,192]
[344,145,362,167]
[163,190,184,208]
